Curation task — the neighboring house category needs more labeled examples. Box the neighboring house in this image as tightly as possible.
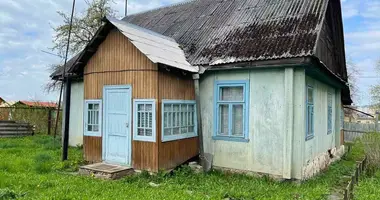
[15,101,58,109]
[51,0,351,179]
[0,97,6,105]
[344,106,377,124]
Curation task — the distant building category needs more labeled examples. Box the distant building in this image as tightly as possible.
[344,105,377,124]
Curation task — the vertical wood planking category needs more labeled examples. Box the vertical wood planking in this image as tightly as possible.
[83,29,158,169]
[158,71,199,170]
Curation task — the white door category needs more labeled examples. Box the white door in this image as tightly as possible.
[103,85,131,166]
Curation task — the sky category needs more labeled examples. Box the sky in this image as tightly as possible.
[0,0,378,106]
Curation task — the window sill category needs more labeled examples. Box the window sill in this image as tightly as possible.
[162,133,198,142]
[305,135,314,141]
[212,136,249,143]
[84,133,102,137]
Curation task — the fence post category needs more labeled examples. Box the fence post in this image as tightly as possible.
[47,109,52,135]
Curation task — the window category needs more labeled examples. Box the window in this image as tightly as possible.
[213,80,249,142]
[306,86,314,140]
[84,100,102,137]
[327,93,333,134]
[133,99,156,142]
[162,100,197,142]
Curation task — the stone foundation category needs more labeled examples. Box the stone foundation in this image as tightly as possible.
[302,145,345,180]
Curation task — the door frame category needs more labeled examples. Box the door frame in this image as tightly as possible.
[102,85,132,166]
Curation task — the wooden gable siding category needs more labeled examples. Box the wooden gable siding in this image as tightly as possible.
[157,71,199,170]
[83,29,159,170]
[315,0,347,80]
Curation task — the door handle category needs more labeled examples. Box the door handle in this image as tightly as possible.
[126,122,129,128]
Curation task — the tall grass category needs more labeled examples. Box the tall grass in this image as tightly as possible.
[361,132,380,174]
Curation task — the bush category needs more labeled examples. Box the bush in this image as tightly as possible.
[361,133,380,174]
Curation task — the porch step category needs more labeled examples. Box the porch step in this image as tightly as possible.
[79,163,134,180]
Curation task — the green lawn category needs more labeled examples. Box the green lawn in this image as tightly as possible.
[354,171,380,200]
[0,136,364,200]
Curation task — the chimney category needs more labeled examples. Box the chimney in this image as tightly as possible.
[125,0,128,16]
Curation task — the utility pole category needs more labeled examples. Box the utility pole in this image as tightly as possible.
[125,0,128,16]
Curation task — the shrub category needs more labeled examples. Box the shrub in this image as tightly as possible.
[361,132,380,174]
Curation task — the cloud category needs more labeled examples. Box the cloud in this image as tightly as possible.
[0,0,184,102]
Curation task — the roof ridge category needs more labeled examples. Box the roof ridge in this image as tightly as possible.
[123,0,198,19]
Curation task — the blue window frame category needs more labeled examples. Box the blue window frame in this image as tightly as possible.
[133,99,156,142]
[161,100,197,142]
[327,93,333,135]
[306,86,314,140]
[213,80,249,142]
[84,99,102,137]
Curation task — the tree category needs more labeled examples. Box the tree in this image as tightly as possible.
[370,60,380,108]
[52,0,117,57]
[45,0,117,93]
[344,58,360,120]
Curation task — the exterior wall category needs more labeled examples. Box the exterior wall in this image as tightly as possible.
[157,71,198,170]
[83,28,197,171]
[302,75,343,179]
[200,69,286,177]
[68,81,84,147]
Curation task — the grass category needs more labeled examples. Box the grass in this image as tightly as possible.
[0,136,365,200]
[354,171,380,200]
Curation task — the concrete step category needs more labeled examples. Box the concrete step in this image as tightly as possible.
[79,163,134,180]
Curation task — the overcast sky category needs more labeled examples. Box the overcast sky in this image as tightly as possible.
[0,0,379,106]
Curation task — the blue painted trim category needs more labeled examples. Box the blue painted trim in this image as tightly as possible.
[305,84,314,141]
[212,136,250,143]
[102,84,132,166]
[161,100,197,142]
[83,99,102,137]
[213,80,250,141]
[133,99,156,142]
[327,92,333,135]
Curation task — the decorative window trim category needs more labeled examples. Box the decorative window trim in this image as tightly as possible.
[327,92,333,135]
[213,80,249,143]
[84,99,102,137]
[161,100,197,142]
[306,85,314,141]
[133,99,156,142]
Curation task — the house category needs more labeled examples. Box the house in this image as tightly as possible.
[51,0,351,179]
[0,97,6,105]
[14,101,58,109]
[344,106,377,124]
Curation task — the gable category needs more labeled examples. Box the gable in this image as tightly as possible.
[314,0,347,81]
[84,28,157,75]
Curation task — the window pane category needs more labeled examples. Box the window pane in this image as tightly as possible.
[188,105,194,112]
[307,87,313,103]
[164,104,172,112]
[307,105,314,135]
[218,104,229,135]
[138,104,145,111]
[173,127,180,135]
[95,110,99,125]
[164,128,171,136]
[88,104,93,110]
[164,113,168,128]
[87,111,91,124]
[146,104,152,112]
[232,105,244,137]
[220,86,244,101]
[93,104,99,110]
[88,125,92,131]
[181,127,188,134]
[173,105,180,112]
[148,112,152,128]
[168,112,172,127]
[188,126,194,133]
[138,112,141,127]
[138,128,144,136]
[146,129,152,136]
[93,125,99,132]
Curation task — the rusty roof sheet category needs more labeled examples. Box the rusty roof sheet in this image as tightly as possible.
[125,0,328,66]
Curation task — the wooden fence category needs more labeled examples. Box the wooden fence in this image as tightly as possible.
[0,107,61,135]
[343,156,368,200]
[344,122,377,142]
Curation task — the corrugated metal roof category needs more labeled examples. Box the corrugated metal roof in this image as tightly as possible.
[125,0,328,66]
[107,16,198,72]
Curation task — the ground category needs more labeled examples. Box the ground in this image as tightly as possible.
[0,136,364,200]
[354,171,380,200]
